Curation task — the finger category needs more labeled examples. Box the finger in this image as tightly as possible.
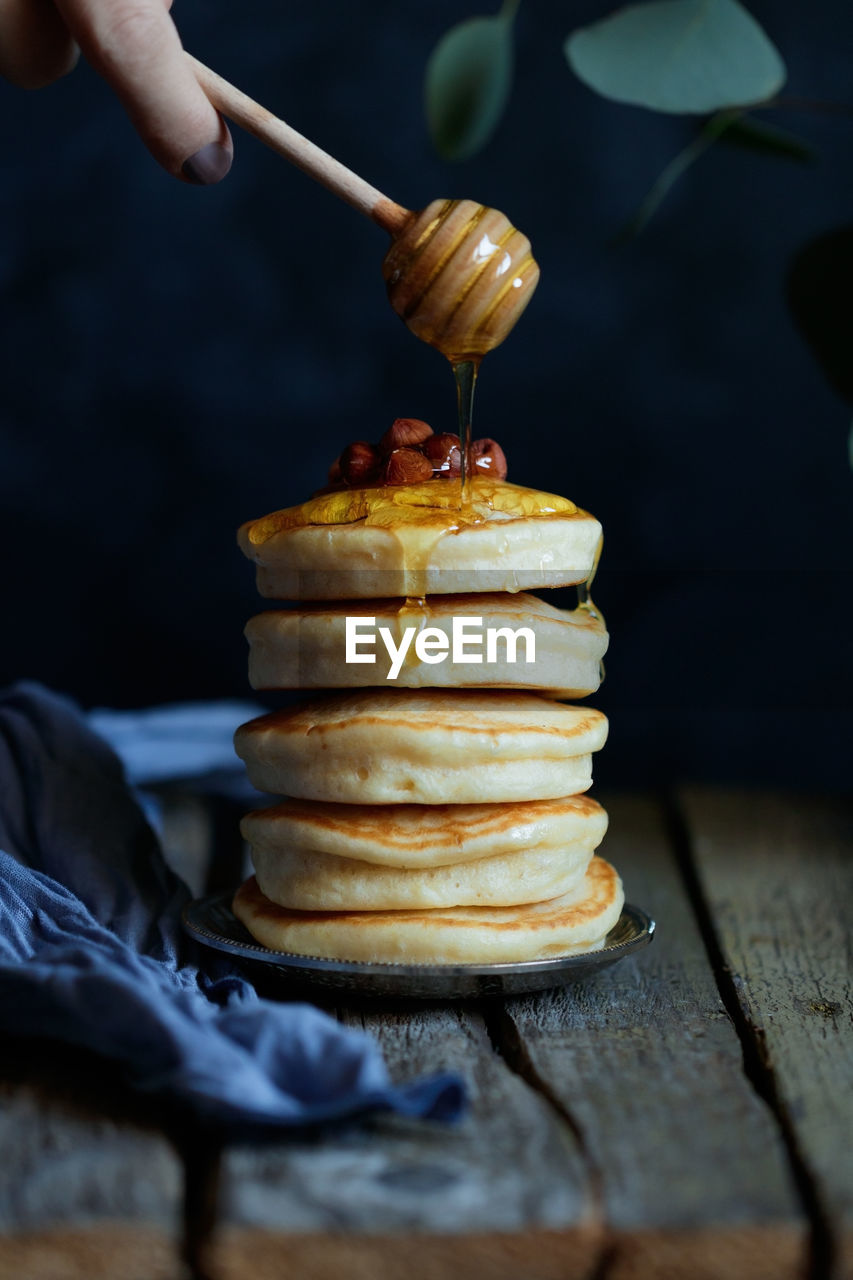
[52,0,232,182]
[0,0,78,89]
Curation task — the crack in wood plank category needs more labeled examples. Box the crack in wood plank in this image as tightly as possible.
[664,788,833,1280]
[671,787,853,1280]
[176,1125,224,1280]
[481,998,613,1279]
[500,793,808,1280]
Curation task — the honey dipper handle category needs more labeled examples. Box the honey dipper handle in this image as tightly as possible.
[187,55,412,235]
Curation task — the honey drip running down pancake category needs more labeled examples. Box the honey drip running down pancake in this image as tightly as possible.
[238,478,603,599]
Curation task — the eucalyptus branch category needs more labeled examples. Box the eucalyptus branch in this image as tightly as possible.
[766,95,853,118]
[615,111,740,243]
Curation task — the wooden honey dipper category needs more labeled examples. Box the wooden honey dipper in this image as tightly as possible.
[189,56,540,362]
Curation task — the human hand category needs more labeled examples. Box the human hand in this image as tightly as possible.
[0,0,232,183]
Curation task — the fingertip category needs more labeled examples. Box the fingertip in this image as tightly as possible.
[181,132,233,186]
[52,0,233,184]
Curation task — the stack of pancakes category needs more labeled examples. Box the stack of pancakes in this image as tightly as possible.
[232,477,623,964]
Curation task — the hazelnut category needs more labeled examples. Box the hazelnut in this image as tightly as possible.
[340,441,381,486]
[379,417,434,454]
[468,437,508,480]
[384,447,434,486]
[424,432,462,477]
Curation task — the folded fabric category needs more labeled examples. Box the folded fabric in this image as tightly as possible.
[89,699,266,797]
[0,683,464,1127]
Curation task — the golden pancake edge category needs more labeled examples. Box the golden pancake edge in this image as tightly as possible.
[241,793,608,868]
[234,689,609,804]
[233,855,625,965]
[238,478,602,600]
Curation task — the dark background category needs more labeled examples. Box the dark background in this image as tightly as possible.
[0,0,851,788]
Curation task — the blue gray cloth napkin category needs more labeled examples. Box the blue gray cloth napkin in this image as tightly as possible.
[0,683,464,1127]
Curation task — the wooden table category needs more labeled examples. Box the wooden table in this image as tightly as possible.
[1,789,850,1280]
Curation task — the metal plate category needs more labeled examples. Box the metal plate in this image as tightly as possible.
[183,891,655,999]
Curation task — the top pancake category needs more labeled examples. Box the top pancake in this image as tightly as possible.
[238,477,602,600]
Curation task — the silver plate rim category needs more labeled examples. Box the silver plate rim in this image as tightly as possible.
[182,890,655,994]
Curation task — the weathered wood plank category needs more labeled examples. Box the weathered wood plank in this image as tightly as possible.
[501,793,809,1280]
[210,1004,602,1280]
[210,1230,599,1280]
[678,787,853,1280]
[0,1042,186,1280]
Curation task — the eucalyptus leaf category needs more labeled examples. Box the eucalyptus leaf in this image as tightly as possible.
[565,0,786,115]
[425,1,519,161]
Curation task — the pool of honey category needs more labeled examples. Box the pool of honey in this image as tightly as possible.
[245,477,581,545]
